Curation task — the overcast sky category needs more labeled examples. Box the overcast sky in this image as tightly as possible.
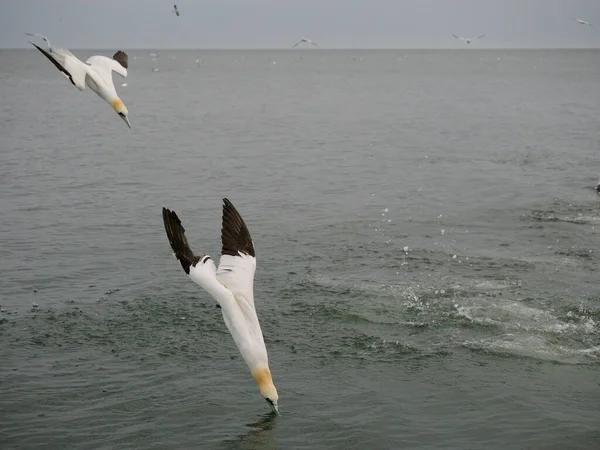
[1,0,599,49]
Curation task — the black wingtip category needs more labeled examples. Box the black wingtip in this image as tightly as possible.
[113,50,128,69]
[162,207,199,275]
[221,199,255,258]
[30,41,76,87]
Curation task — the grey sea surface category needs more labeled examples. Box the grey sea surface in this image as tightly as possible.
[1,49,599,449]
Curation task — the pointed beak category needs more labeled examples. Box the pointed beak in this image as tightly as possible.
[117,112,131,129]
[121,115,132,129]
[266,398,280,415]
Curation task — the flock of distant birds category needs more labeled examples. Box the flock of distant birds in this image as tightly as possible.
[21,6,600,415]
[23,6,597,131]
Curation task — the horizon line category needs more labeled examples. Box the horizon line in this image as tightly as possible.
[4,46,600,51]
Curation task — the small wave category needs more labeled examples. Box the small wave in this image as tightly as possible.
[526,213,600,224]
[461,334,600,364]
[473,279,521,290]
[331,333,447,364]
[455,298,597,335]
[524,199,600,225]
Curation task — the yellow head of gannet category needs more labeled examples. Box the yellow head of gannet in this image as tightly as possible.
[111,98,131,129]
[252,367,279,414]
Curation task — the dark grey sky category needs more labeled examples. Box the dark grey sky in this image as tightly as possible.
[1,0,599,49]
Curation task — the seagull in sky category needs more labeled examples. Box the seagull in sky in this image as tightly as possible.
[162,199,279,415]
[575,18,593,27]
[173,4,180,17]
[293,38,318,48]
[27,33,131,129]
[452,34,486,44]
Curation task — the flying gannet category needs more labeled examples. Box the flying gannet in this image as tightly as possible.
[293,38,318,48]
[173,4,180,17]
[162,199,279,415]
[27,33,131,129]
[575,18,593,27]
[452,33,486,44]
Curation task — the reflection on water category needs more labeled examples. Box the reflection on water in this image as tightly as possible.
[224,412,278,450]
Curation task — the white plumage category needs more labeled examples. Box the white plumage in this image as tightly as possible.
[27,33,131,129]
[162,198,279,414]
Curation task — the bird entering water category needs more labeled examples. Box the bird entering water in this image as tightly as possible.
[27,33,131,129]
[162,199,279,415]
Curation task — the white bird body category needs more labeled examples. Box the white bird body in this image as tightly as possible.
[293,38,318,48]
[27,34,131,128]
[452,33,486,44]
[188,253,269,369]
[85,55,127,98]
[575,18,593,27]
[162,199,279,414]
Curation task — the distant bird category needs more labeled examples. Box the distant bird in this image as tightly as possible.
[293,38,318,48]
[173,4,180,17]
[452,34,486,44]
[575,18,593,27]
[595,175,600,193]
[162,199,279,415]
[27,33,131,129]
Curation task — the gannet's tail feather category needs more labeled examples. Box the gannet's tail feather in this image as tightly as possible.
[162,208,201,274]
